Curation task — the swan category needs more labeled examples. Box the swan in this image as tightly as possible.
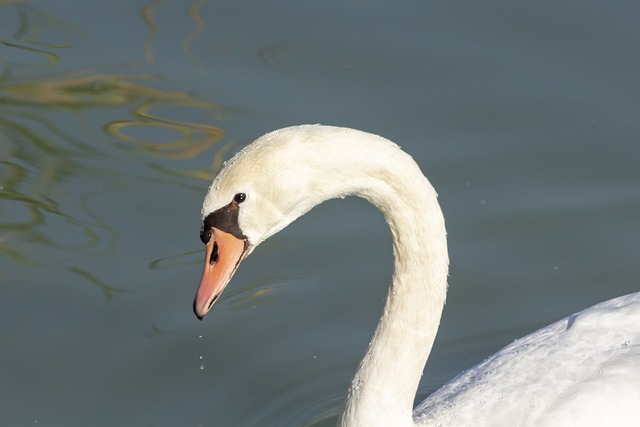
[193,124,640,426]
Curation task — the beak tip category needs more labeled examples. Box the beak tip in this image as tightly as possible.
[193,228,249,322]
[193,300,206,320]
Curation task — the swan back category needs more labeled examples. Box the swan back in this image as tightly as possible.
[415,292,640,426]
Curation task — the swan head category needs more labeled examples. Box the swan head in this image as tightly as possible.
[194,125,347,319]
[193,124,426,319]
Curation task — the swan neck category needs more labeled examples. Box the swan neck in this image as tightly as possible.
[338,142,448,426]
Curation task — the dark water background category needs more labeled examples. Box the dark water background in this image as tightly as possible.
[1,1,639,425]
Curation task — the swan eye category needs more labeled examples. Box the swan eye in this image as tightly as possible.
[234,193,246,204]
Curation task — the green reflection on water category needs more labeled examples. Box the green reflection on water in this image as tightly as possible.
[0,0,229,296]
[68,266,129,302]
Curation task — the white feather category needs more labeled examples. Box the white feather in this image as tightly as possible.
[201,124,640,427]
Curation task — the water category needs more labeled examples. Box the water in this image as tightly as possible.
[1,1,639,426]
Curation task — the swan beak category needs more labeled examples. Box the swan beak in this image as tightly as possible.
[194,227,250,320]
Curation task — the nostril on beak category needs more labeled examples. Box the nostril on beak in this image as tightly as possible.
[209,241,219,265]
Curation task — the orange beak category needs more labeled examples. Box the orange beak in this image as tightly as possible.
[193,227,250,319]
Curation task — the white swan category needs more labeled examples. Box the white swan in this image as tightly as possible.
[193,125,640,427]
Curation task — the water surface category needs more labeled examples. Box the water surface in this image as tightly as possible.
[1,1,639,426]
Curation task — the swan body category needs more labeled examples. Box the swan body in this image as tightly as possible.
[193,124,640,426]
